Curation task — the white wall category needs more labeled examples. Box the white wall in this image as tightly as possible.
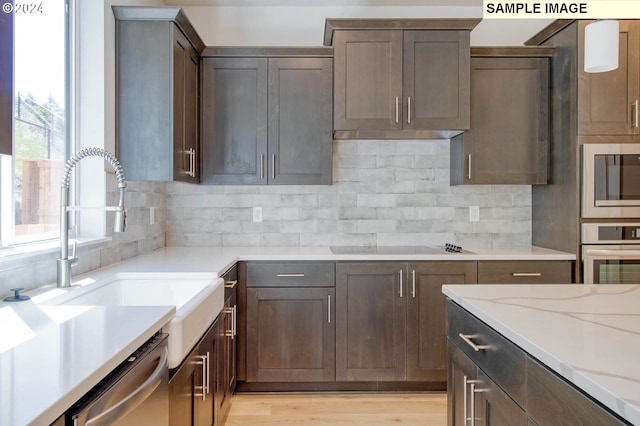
[176,5,552,46]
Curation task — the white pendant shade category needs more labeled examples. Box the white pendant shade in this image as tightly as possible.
[584,20,619,73]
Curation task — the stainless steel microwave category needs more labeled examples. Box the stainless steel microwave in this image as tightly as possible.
[582,143,640,218]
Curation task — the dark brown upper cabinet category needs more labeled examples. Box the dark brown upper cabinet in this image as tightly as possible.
[113,7,205,183]
[201,48,333,185]
[451,48,552,185]
[578,20,640,137]
[325,19,479,139]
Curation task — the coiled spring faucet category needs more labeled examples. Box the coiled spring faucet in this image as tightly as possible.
[57,148,127,288]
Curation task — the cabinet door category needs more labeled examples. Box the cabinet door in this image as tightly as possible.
[407,262,476,382]
[475,369,528,426]
[268,57,333,185]
[195,324,214,426]
[214,291,236,426]
[246,287,335,382]
[448,341,478,426]
[335,263,406,381]
[173,27,200,183]
[404,30,470,130]
[201,57,268,184]
[578,20,640,136]
[169,351,197,426]
[461,57,549,185]
[333,30,403,130]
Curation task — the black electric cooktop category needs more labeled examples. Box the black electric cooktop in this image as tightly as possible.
[329,244,473,255]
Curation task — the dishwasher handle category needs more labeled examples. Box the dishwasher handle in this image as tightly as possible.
[85,346,168,426]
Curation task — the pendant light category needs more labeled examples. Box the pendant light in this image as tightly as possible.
[584,19,619,73]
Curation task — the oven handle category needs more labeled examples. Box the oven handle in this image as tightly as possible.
[85,346,168,426]
[584,249,640,258]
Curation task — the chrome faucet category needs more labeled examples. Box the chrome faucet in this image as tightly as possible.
[57,148,127,288]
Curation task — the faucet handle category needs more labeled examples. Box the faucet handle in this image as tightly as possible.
[70,241,79,267]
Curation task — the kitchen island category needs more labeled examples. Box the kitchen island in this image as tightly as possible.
[443,284,640,425]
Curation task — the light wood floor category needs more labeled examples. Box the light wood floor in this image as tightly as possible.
[224,392,447,425]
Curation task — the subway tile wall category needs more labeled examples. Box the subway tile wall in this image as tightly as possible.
[166,140,532,248]
[0,180,166,295]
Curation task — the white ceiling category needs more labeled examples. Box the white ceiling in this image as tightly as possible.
[167,0,481,6]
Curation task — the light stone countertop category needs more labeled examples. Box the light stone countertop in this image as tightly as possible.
[0,303,174,426]
[100,245,576,278]
[0,244,575,426]
[442,284,640,425]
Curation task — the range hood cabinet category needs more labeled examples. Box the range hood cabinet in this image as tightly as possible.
[326,19,480,140]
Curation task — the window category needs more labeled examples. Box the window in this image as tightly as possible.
[1,0,71,246]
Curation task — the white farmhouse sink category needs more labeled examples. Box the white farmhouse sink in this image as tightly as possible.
[39,272,225,369]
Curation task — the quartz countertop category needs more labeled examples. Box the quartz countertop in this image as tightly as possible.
[442,284,640,425]
[98,245,575,278]
[0,303,174,426]
[0,244,574,425]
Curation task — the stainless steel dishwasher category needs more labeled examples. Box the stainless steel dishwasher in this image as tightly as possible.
[66,333,169,426]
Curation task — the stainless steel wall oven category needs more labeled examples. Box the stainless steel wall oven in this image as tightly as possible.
[582,223,640,284]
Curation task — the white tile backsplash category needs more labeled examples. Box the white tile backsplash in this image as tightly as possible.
[166,140,532,248]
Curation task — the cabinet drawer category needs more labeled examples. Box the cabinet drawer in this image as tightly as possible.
[478,261,572,284]
[447,300,526,408]
[527,355,629,425]
[246,262,335,287]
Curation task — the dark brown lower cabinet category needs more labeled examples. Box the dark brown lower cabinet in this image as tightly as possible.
[169,319,217,426]
[246,287,335,382]
[448,342,527,426]
[447,300,631,426]
[336,262,477,384]
[336,263,406,381]
[408,262,477,382]
[214,271,237,426]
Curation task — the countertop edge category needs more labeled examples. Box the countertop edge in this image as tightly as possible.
[24,306,175,426]
[442,285,640,425]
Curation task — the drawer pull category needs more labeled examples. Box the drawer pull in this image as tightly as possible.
[459,333,490,352]
[276,273,305,278]
[511,272,542,277]
[224,280,238,289]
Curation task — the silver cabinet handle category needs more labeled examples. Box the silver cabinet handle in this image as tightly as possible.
[272,154,276,180]
[233,305,237,337]
[407,97,412,124]
[463,375,468,426]
[328,295,331,324]
[470,381,476,426]
[467,154,472,180]
[185,148,196,177]
[511,272,542,277]
[195,354,208,401]
[399,269,403,298]
[411,269,416,298]
[463,378,481,426]
[277,273,305,278]
[224,307,234,338]
[459,333,490,352]
[395,96,399,124]
[633,100,639,128]
[224,280,238,289]
[260,154,265,180]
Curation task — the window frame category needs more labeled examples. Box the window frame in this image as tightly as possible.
[0,0,74,248]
